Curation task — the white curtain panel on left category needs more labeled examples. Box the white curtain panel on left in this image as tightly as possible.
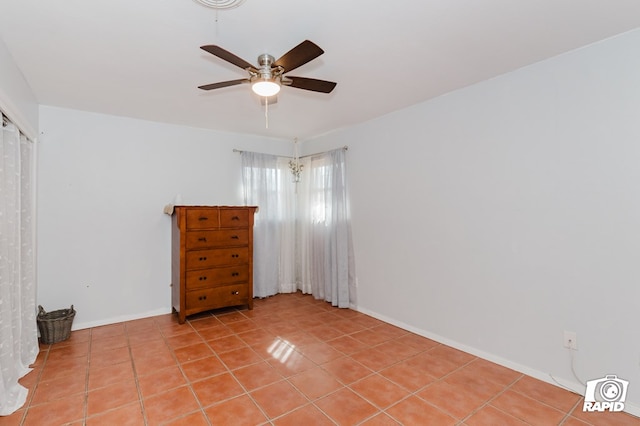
[241,151,298,298]
[0,119,39,415]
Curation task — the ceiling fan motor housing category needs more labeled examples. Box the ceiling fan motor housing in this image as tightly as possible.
[257,54,275,68]
[254,54,284,80]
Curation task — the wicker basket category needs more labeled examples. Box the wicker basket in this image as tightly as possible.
[37,305,76,344]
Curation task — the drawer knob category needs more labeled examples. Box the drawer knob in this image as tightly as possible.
[199,257,207,261]
[198,295,208,300]
[231,272,239,277]
[231,291,239,295]
[231,235,239,240]
[231,216,240,221]
[198,237,207,242]
[198,217,209,221]
[199,276,207,281]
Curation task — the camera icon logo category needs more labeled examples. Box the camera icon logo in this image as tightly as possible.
[583,375,629,413]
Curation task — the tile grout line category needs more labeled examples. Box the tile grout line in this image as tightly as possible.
[125,320,150,426]
[489,375,584,425]
[558,397,587,425]
[235,307,329,424]
[374,353,476,425]
[198,307,332,422]
[457,372,525,425]
[190,311,272,425]
[209,306,343,424]
[257,312,421,424]
[83,331,92,424]
[158,305,344,423]
[360,342,447,423]
[162,314,216,426]
[350,349,518,425]
[263,325,413,424]
[19,344,51,426]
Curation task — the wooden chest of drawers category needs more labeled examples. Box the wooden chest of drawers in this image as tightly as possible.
[171,206,257,324]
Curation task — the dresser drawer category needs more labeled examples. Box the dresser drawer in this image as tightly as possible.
[186,284,249,310]
[185,247,249,270]
[186,209,219,229]
[186,266,249,290]
[219,209,249,228]
[186,229,249,249]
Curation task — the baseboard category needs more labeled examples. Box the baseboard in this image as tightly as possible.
[70,307,173,331]
[354,305,640,418]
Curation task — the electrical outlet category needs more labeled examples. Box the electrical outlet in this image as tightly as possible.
[564,331,577,350]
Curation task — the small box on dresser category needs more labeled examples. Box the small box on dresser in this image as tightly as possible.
[171,205,258,324]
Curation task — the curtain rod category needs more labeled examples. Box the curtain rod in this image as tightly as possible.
[1,111,35,142]
[233,145,348,159]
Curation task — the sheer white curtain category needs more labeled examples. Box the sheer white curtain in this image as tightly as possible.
[0,117,38,415]
[241,152,297,297]
[298,149,355,307]
[241,147,355,307]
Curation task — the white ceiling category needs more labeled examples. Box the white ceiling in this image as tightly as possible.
[2,0,640,141]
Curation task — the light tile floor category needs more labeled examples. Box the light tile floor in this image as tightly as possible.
[3,292,639,425]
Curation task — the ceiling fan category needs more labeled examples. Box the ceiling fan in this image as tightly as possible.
[198,40,337,99]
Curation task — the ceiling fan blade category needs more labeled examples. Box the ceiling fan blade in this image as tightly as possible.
[198,79,249,90]
[200,45,255,71]
[286,76,337,93]
[274,40,324,73]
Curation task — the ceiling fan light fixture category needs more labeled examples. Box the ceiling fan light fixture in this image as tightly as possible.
[251,79,281,97]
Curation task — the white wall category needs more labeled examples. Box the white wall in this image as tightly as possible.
[37,106,292,329]
[306,29,640,412]
[0,37,38,139]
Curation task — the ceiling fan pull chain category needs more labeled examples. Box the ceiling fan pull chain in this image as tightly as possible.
[265,97,269,129]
